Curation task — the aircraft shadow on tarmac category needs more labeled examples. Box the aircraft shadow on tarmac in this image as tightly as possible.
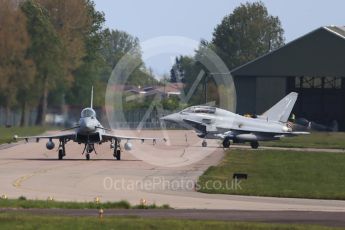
[168,144,224,148]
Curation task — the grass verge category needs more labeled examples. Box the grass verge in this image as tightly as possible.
[0,198,170,209]
[0,126,54,144]
[261,132,345,149]
[197,149,345,199]
[0,213,341,230]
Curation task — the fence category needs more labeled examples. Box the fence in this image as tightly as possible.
[0,107,181,130]
[0,108,37,127]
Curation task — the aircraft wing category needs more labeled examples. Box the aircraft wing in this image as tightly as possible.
[14,132,75,142]
[102,133,166,143]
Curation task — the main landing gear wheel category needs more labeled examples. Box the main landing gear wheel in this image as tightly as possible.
[222,137,231,148]
[250,141,259,149]
[58,149,64,160]
[86,153,90,160]
[112,139,121,160]
[58,140,66,160]
[114,150,121,160]
[202,140,207,147]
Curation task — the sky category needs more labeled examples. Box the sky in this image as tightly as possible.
[94,0,345,77]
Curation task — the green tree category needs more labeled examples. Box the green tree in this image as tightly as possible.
[100,29,156,87]
[173,54,208,105]
[169,57,179,83]
[212,1,284,69]
[0,0,36,125]
[173,2,285,107]
[36,0,90,107]
[21,0,64,125]
[66,0,106,107]
[101,29,141,69]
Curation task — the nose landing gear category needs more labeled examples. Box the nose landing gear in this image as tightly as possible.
[82,143,96,160]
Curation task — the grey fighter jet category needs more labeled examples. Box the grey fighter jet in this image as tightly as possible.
[14,87,161,160]
[161,92,309,149]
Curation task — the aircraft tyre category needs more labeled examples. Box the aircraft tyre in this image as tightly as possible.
[114,149,121,160]
[222,137,231,148]
[58,149,64,160]
[86,153,90,160]
[250,141,259,149]
[202,140,207,147]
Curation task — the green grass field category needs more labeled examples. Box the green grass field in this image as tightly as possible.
[0,198,169,209]
[262,132,345,149]
[197,149,345,199]
[0,126,52,144]
[0,213,341,230]
[0,198,130,209]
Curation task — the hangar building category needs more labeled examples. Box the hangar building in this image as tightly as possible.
[231,26,345,130]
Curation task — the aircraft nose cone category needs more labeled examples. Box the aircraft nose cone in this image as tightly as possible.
[80,119,95,132]
[85,123,95,131]
[160,113,180,123]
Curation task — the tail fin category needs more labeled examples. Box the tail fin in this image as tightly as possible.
[90,86,93,109]
[262,92,298,123]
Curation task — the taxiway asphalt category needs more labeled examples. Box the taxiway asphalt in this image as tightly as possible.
[0,130,345,212]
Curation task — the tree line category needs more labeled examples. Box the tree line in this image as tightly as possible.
[1,1,286,126]
[0,0,155,126]
[170,1,285,106]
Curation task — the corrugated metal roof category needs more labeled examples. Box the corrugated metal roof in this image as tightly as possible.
[231,26,345,77]
[324,26,345,39]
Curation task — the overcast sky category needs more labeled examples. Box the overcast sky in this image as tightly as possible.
[94,0,345,76]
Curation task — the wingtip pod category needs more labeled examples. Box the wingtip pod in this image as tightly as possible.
[13,135,29,143]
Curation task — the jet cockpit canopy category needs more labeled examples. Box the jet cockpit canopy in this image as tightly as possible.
[181,106,216,114]
[81,108,96,118]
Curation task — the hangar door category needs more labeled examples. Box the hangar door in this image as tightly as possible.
[287,76,345,130]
